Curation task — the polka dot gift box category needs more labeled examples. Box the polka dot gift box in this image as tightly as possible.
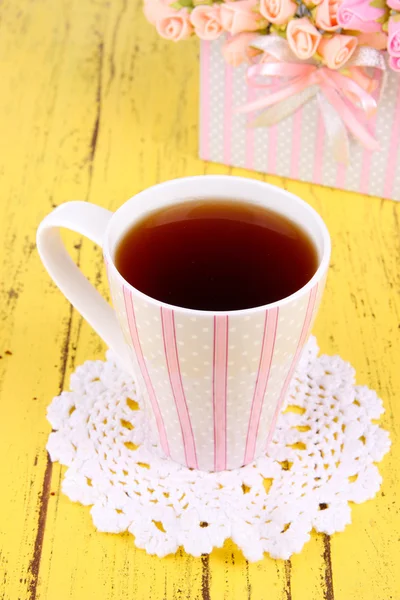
[143,0,400,200]
[199,35,400,200]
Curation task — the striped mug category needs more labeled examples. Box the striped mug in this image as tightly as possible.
[37,176,330,472]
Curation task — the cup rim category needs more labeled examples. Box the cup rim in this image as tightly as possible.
[103,175,331,316]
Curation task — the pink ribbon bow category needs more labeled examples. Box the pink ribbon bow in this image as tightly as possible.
[238,37,386,162]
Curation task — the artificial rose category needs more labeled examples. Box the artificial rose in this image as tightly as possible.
[318,34,358,69]
[144,0,173,25]
[190,5,223,40]
[156,8,193,40]
[315,0,341,31]
[286,18,321,60]
[357,31,387,49]
[220,0,267,36]
[388,16,400,58]
[387,0,400,10]
[389,55,400,72]
[259,0,297,26]
[337,0,387,33]
[221,32,260,65]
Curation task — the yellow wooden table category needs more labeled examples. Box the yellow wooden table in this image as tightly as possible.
[0,1,399,598]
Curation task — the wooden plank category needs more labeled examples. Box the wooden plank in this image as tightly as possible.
[0,0,399,598]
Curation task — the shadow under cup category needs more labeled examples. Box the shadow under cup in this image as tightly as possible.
[104,176,330,472]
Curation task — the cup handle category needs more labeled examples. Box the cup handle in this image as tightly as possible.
[37,201,131,372]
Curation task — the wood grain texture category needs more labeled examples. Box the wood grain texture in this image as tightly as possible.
[0,0,398,598]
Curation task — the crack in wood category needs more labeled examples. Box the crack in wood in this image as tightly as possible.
[27,299,74,600]
[106,0,127,95]
[283,559,292,600]
[322,534,335,600]
[201,554,211,600]
[245,559,252,600]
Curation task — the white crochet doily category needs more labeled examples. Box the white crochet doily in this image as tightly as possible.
[47,337,390,562]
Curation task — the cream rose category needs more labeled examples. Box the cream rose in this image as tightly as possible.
[315,0,341,31]
[286,18,321,60]
[357,31,388,50]
[222,32,260,66]
[190,5,223,40]
[259,0,297,26]
[144,0,172,26]
[220,0,267,36]
[156,7,193,41]
[318,34,358,70]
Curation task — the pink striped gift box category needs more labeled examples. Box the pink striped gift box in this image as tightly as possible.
[200,38,400,202]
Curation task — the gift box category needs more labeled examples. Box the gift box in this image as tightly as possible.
[199,37,400,202]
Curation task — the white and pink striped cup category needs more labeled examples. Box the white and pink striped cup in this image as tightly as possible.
[37,176,330,472]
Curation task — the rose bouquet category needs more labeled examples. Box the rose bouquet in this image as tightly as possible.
[144,0,392,66]
[144,0,399,159]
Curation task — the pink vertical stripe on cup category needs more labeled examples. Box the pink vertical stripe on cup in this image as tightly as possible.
[265,285,318,450]
[223,64,233,166]
[213,315,229,472]
[290,108,303,180]
[384,76,400,199]
[243,307,279,465]
[123,288,170,458]
[200,41,211,161]
[161,307,198,469]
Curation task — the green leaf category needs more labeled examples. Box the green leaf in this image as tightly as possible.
[270,23,287,34]
[376,13,388,23]
[370,0,385,8]
[170,0,193,8]
[269,25,287,37]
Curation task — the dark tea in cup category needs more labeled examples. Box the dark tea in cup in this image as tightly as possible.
[115,199,318,311]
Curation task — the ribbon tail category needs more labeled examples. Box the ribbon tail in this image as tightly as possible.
[250,85,319,128]
[379,69,388,102]
[237,76,311,115]
[317,93,350,164]
[321,84,380,154]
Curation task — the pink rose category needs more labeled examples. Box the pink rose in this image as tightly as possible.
[357,31,387,49]
[387,0,400,10]
[315,0,341,31]
[259,0,297,26]
[318,34,358,69]
[220,0,267,35]
[337,0,386,33]
[389,55,400,72]
[286,18,321,60]
[388,16,400,58]
[222,32,260,65]
[190,5,223,40]
[156,7,193,40]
